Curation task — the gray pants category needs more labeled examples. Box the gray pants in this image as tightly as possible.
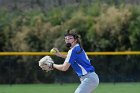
[75,72,99,93]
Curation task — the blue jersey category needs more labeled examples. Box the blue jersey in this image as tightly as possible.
[65,44,95,76]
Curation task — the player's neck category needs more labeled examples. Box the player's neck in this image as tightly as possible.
[71,43,77,48]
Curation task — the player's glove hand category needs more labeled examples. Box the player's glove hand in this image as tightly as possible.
[39,56,54,72]
[45,61,53,69]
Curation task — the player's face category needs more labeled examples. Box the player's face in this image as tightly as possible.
[64,35,75,43]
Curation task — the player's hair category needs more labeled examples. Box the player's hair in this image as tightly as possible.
[64,29,79,39]
[65,29,83,54]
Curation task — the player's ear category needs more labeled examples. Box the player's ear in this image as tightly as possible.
[74,38,78,43]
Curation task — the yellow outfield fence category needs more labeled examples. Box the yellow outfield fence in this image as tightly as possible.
[0,51,140,56]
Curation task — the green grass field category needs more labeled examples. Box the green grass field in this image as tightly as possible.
[0,83,140,93]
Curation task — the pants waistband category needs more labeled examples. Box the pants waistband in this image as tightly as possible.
[79,71,94,78]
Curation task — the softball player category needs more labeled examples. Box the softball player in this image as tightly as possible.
[51,30,99,93]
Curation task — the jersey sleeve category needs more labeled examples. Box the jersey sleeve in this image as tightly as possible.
[65,49,77,64]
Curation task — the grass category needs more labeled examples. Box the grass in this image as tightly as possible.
[0,83,140,93]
